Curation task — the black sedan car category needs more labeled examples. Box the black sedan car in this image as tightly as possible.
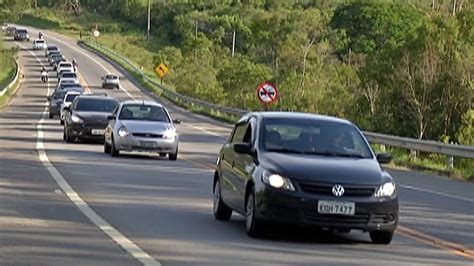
[48,87,84,118]
[213,112,398,244]
[63,95,118,142]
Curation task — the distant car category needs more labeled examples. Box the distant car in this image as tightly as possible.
[51,54,66,68]
[57,62,74,75]
[104,101,180,160]
[212,112,398,244]
[45,44,60,57]
[48,51,61,64]
[48,87,84,119]
[63,95,119,142]
[60,91,82,125]
[32,39,47,50]
[2,23,10,31]
[14,28,29,41]
[58,71,79,83]
[101,74,120,89]
[55,80,81,92]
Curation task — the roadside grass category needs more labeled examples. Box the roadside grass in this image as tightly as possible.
[17,9,473,180]
[0,37,18,109]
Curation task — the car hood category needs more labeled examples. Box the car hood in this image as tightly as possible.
[120,120,173,133]
[75,111,110,123]
[259,152,383,185]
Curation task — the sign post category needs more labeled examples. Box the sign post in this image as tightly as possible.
[93,29,100,44]
[256,81,278,110]
[154,63,169,84]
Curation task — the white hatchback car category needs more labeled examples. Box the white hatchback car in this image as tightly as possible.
[57,62,75,75]
[33,39,47,50]
[60,91,82,125]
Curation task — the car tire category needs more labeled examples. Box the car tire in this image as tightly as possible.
[49,113,53,119]
[110,135,120,157]
[64,126,74,143]
[169,147,178,161]
[213,178,232,221]
[116,85,119,90]
[370,230,394,244]
[60,119,64,125]
[246,188,265,238]
[104,140,111,154]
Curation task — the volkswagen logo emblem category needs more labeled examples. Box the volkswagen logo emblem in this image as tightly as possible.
[332,184,345,197]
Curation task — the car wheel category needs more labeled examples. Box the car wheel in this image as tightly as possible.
[213,178,232,221]
[169,147,178,161]
[246,188,265,238]
[116,85,119,90]
[49,113,53,119]
[60,119,64,125]
[104,139,111,154]
[64,126,74,143]
[110,135,120,157]
[370,230,394,244]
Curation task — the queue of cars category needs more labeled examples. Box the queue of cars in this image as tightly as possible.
[7,24,398,243]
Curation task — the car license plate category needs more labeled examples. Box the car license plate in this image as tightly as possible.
[91,129,105,135]
[318,201,355,215]
[140,141,155,148]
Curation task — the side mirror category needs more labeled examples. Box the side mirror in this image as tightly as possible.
[172,119,182,124]
[101,76,104,80]
[63,106,70,112]
[233,142,253,154]
[376,153,392,164]
[107,115,115,120]
[47,96,51,101]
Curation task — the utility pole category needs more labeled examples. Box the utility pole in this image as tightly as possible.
[147,0,151,41]
[231,30,236,57]
[195,20,198,39]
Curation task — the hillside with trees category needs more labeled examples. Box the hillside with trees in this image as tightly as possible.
[1,0,473,146]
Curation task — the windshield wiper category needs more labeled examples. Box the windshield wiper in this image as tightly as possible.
[266,148,303,154]
[303,150,367,158]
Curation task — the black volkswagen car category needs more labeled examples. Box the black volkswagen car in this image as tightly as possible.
[63,95,118,142]
[213,112,398,244]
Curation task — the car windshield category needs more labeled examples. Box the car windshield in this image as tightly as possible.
[105,75,118,79]
[62,73,76,78]
[53,91,67,100]
[59,63,72,68]
[119,105,170,122]
[17,30,27,34]
[261,118,372,158]
[59,84,81,90]
[65,94,79,102]
[75,98,118,112]
[48,46,58,51]
[36,40,45,43]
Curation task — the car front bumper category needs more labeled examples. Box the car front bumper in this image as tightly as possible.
[115,135,178,153]
[256,187,398,232]
[68,122,108,140]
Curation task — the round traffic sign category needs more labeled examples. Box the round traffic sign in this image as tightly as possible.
[257,81,278,104]
[93,30,100,37]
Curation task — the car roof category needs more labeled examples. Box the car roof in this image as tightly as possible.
[121,100,163,108]
[47,45,58,48]
[76,95,117,101]
[244,112,353,125]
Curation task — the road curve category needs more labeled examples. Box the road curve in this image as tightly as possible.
[1,27,473,265]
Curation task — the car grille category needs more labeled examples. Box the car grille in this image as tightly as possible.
[132,133,163,138]
[299,182,376,197]
[302,211,371,224]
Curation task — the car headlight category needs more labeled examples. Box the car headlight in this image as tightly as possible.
[118,127,129,138]
[71,114,83,123]
[163,130,176,139]
[262,171,295,191]
[375,182,396,197]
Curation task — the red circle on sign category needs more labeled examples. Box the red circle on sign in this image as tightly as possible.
[256,81,278,105]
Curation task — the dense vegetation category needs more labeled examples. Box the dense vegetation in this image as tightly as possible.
[2,0,473,145]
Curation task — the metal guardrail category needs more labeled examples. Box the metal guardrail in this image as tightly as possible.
[80,40,474,163]
[0,59,19,97]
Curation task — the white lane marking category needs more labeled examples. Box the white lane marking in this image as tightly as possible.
[19,43,160,266]
[39,30,136,100]
[185,124,225,138]
[400,184,474,203]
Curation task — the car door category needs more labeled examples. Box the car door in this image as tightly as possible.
[232,118,257,212]
[219,121,249,210]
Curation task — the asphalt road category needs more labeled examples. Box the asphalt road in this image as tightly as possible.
[1,27,473,265]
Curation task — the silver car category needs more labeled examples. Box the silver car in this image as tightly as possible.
[101,74,120,89]
[104,101,181,160]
